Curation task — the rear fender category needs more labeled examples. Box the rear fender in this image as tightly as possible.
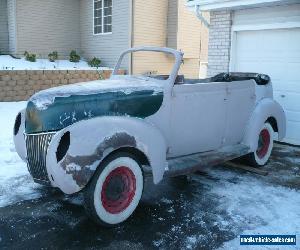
[243,98,286,151]
[46,116,167,194]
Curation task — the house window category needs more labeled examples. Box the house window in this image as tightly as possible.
[94,0,112,34]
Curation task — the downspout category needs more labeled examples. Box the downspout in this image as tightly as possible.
[194,4,210,78]
[195,5,210,28]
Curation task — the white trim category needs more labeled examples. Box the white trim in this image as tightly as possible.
[93,32,112,36]
[93,0,113,36]
[229,30,237,71]
[10,0,17,54]
[229,21,300,71]
[128,0,133,74]
[232,21,300,31]
[187,0,295,11]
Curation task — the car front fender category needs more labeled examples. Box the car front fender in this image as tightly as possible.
[243,98,286,151]
[46,116,167,194]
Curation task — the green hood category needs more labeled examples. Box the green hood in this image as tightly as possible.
[25,78,164,134]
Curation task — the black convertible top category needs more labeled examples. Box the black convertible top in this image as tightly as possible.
[149,72,271,85]
[184,72,271,85]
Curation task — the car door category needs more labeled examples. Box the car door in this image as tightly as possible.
[223,80,256,145]
[168,82,227,157]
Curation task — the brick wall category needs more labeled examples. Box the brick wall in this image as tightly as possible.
[0,70,125,101]
[207,11,232,77]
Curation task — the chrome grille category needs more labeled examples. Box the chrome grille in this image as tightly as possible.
[25,132,55,184]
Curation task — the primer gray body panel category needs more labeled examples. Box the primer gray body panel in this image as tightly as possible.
[13,47,286,195]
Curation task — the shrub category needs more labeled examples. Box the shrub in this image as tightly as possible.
[69,50,80,63]
[24,51,36,62]
[88,57,101,68]
[48,51,58,62]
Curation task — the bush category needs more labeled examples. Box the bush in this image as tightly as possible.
[48,51,58,62]
[24,51,36,62]
[88,57,101,68]
[69,50,80,63]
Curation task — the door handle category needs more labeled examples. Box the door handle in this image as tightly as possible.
[280,94,286,98]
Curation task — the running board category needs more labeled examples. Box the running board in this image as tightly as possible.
[164,144,250,177]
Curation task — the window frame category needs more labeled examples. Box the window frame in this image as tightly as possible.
[93,0,112,35]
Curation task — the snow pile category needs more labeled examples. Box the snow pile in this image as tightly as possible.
[0,102,42,207]
[0,55,110,70]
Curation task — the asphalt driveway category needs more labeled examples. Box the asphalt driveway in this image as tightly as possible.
[0,143,299,250]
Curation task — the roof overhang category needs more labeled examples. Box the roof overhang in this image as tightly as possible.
[186,0,298,11]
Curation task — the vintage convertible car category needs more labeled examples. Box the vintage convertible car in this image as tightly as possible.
[13,47,286,226]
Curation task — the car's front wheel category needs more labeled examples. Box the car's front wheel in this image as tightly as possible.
[84,152,143,226]
[246,122,274,167]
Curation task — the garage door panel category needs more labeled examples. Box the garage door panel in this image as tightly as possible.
[274,92,300,114]
[285,111,300,123]
[236,62,285,78]
[285,121,300,144]
[286,63,300,80]
[234,28,300,145]
[272,81,300,92]
[236,62,261,72]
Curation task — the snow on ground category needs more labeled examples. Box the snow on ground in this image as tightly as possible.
[0,102,42,207]
[210,169,300,249]
[0,55,110,70]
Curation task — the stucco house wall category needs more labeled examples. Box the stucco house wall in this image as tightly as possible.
[0,0,9,54]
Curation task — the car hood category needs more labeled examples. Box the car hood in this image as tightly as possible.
[25,77,164,133]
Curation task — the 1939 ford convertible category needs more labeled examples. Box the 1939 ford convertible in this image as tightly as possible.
[13,47,286,226]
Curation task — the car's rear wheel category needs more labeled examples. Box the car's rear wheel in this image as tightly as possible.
[245,122,274,167]
[84,152,143,226]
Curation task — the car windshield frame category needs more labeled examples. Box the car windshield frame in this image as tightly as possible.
[112,47,184,83]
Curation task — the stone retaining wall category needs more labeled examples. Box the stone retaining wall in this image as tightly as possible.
[0,69,125,101]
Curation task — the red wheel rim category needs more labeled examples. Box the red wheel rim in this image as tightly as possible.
[101,166,136,214]
[256,128,271,159]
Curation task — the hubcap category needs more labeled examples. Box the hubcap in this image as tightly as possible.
[256,129,271,159]
[101,166,136,214]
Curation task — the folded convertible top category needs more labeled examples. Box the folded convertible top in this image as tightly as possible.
[150,72,271,85]
[210,72,270,85]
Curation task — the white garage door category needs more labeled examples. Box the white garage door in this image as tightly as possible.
[233,28,300,145]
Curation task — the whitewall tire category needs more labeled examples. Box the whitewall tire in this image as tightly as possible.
[246,123,274,167]
[84,152,143,226]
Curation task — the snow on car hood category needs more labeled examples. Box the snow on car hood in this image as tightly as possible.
[25,77,164,133]
[29,77,164,110]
